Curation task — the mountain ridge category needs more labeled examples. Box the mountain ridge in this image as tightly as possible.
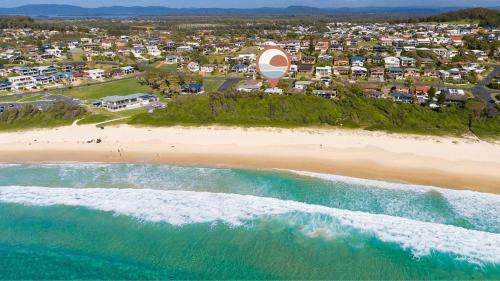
[1,4,494,17]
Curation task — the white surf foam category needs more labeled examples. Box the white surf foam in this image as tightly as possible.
[0,186,499,265]
[287,170,500,229]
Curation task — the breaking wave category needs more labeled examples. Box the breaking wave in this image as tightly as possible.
[288,170,500,232]
[0,186,499,265]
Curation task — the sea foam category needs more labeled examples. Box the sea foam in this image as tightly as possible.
[287,170,500,230]
[0,186,499,265]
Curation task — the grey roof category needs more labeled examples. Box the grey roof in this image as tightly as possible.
[100,93,153,103]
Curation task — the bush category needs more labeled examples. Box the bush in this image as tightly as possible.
[128,91,500,137]
[0,101,86,130]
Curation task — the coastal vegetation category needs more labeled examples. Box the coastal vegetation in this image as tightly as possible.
[129,90,500,138]
[0,101,86,131]
[405,8,500,27]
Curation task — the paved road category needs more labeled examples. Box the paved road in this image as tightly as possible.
[470,65,499,107]
[217,78,244,92]
[0,93,80,112]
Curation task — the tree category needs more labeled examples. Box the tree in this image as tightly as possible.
[437,92,446,105]
[426,86,436,106]
[465,99,486,131]
[308,37,314,55]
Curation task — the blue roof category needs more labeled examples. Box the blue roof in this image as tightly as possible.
[181,83,202,91]
[388,67,404,72]
[233,64,248,69]
[0,80,12,86]
[391,92,413,99]
[351,55,365,61]
[53,72,72,78]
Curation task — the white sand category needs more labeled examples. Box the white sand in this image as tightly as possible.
[0,124,499,193]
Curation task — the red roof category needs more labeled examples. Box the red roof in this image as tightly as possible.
[416,86,431,92]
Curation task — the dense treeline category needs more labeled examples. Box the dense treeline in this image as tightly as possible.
[129,91,500,138]
[403,8,500,27]
[0,101,86,130]
[0,16,67,30]
[139,70,202,95]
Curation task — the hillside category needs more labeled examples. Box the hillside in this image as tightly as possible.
[412,7,500,26]
[0,4,460,17]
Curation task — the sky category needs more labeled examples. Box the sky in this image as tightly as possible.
[0,0,498,8]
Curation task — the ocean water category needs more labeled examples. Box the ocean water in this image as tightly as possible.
[0,163,499,279]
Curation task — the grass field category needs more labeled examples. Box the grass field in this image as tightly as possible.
[207,54,227,64]
[77,106,149,125]
[52,79,152,101]
[203,79,224,92]
[157,63,178,72]
[0,94,47,102]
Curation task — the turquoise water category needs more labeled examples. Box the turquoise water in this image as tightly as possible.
[0,164,499,279]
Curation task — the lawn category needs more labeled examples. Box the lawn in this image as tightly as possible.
[52,79,152,101]
[17,95,46,102]
[78,106,149,125]
[70,50,85,61]
[207,54,227,64]
[203,79,224,92]
[157,63,178,72]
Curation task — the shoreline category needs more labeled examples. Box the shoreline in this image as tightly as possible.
[0,125,499,193]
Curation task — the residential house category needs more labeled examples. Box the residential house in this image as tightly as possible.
[384,56,400,69]
[120,66,135,75]
[147,45,162,57]
[264,87,283,94]
[315,66,332,79]
[351,66,368,79]
[45,47,63,58]
[187,62,200,72]
[400,57,417,67]
[350,55,365,67]
[313,89,337,99]
[180,83,202,94]
[364,91,384,99]
[391,92,413,103]
[36,65,58,76]
[293,80,313,91]
[318,54,333,63]
[8,75,37,89]
[34,75,54,85]
[297,64,314,74]
[404,68,420,77]
[0,81,12,91]
[165,55,179,64]
[232,63,248,73]
[450,36,464,46]
[415,86,431,104]
[85,69,105,80]
[369,67,385,80]
[200,64,216,74]
[386,67,404,80]
[301,56,316,64]
[420,58,435,66]
[333,57,350,66]
[315,40,330,53]
[332,66,350,76]
[237,80,262,92]
[97,93,159,110]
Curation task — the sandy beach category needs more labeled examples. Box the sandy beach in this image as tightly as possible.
[0,124,499,193]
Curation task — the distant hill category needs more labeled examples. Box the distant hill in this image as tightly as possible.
[413,7,500,26]
[0,4,469,17]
